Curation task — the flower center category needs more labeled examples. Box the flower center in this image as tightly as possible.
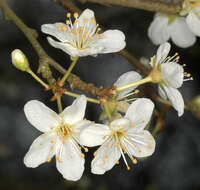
[57,121,73,143]
[57,12,104,50]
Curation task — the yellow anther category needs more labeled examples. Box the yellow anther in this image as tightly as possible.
[74,12,79,18]
[101,35,104,39]
[63,27,67,31]
[186,73,191,77]
[96,33,100,38]
[42,133,46,137]
[83,18,87,23]
[127,166,131,171]
[47,157,51,163]
[175,52,179,56]
[142,120,145,123]
[105,154,109,159]
[190,77,194,80]
[91,17,95,24]
[132,124,136,127]
[66,20,70,25]
[50,126,54,130]
[92,121,95,124]
[105,144,109,148]
[74,20,78,24]
[135,89,140,93]
[141,132,144,135]
[51,146,54,150]
[183,64,186,67]
[149,137,153,141]
[132,159,137,164]
[52,113,57,117]
[103,160,106,165]
[79,146,82,150]
[88,37,92,41]
[138,150,142,153]
[66,13,71,18]
[50,140,54,143]
[116,161,120,165]
[81,153,85,158]
[83,118,87,120]
[40,143,43,146]
[133,144,137,148]
[93,152,97,157]
[84,148,89,152]
[148,145,152,149]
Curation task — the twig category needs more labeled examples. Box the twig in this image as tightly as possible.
[79,0,182,14]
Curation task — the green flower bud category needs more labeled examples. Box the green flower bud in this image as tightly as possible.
[11,49,30,72]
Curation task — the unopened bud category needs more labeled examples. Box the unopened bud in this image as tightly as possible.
[11,49,30,72]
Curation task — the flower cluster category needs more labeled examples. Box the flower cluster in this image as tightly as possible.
[19,8,191,182]
[148,0,200,48]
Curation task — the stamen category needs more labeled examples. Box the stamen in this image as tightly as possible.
[93,151,97,157]
[66,13,71,18]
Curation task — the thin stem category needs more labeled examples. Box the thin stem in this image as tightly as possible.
[27,69,49,89]
[64,91,100,104]
[117,76,152,92]
[103,100,112,122]
[57,95,63,113]
[60,57,79,87]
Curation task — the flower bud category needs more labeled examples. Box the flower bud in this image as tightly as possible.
[11,49,30,72]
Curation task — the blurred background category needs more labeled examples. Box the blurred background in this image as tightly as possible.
[0,0,200,190]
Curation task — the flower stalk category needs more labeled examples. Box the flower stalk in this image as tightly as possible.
[103,100,113,123]
[60,57,79,87]
[56,95,63,113]
[116,76,153,92]
[64,91,100,104]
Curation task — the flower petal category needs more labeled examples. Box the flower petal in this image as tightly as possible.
[114,71,142,99]
[125,98,154,131]
[110,118,130,132]
[169,17,196,48]
[163,86,184,117]
[79,124,111,147]
[76,9,96,32]
[122,130,155,158]
[161,62,184,88]
[96,30,126,53]
[156,42,171,64]
[61,95,87,125]
[148,14,170,46]
[186,8,200,37]
[47,37,79,57]
[24,134,56,168]
[56,139,84,181]
[41,23,71,42]
[158,85,167,100]
[24,100,60,132]
[91,138,121,174]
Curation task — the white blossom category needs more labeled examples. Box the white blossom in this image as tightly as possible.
[41,9,126,58]
[80,98,155,174]
[151,42,192,116]
[148,13,196,48]
[23,95,91,181]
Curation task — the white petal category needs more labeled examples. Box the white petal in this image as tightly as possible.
[24,100,60,133]
[156,42,171,64]
[96,30,126,53]
[161,62,184,88]
[148,15,170,46]
[122,130,155,158]
[110,118,130,132]
[163,86,184,117]
[47,37,79,57]
[114,71,142,99]
[186,9,200,37]
[24,134,56,168]
[79,124,111,147]
[125,98,154,131]
[169,17,196,48]
[91,138,121,174]
[61,95,87,125]
[41,23,70,42]
[56,139,84,181]
[76,9,96,32]
[158,85,167,100]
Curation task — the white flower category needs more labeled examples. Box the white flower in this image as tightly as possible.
[80,98,155,174]
[148,13,196,48]
[185,4,200,36]
[99,71,142,121]
[151,42,192,117]
[41,9,126,58]
[23,95,91,181]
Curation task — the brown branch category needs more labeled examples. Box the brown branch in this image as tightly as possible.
[79,0,182,14]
